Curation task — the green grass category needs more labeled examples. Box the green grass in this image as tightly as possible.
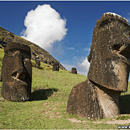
[0,48,130,129]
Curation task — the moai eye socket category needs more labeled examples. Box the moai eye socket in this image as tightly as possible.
[112,44,122,51]
[23,58,30,64]
[100,20,111,28]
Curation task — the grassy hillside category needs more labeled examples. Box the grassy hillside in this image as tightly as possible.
[0,48,130,129]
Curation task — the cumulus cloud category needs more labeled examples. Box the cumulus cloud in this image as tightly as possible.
[21,4,67,52]
[77,57,90,76]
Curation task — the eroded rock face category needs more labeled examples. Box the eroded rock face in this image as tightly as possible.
[71,67,77,74]
[53,62,59,71]
[67,12,130,119]
[1,42,32,101]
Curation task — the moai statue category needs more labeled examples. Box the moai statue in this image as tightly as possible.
[1,42,32,102]
[53,62,59,71]
[71,67,77,74]
[35,56,40,69]
[67,12,130,119]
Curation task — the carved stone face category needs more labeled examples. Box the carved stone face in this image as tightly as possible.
[1,42,32,101]
[88,13,130,92]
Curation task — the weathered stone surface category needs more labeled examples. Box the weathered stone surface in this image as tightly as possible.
[1,42,32,102]
[88,12,130,92]
[67,79,104,119]
[67,79,121,119]
[35,56,40,69]
[53,62,59,71]
[67,12,130,119]
[71,67,77,74]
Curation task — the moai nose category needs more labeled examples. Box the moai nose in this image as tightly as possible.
[12,70,26,80]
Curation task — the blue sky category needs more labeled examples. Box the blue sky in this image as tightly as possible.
[1,1,130,76]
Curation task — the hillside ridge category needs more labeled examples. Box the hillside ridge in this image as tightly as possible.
[0,26,66,70]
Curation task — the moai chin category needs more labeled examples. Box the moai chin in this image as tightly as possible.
[67,12,130,119]
[1,42,32,102]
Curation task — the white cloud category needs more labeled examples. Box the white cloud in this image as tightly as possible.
[77,57,90,76]
[21,4,67,52]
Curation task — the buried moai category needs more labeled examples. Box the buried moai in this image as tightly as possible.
[53,62,60,71]
[1,42,32,102]
[35,56,41,69]
[71,67,77,74]
[67,12,130,119]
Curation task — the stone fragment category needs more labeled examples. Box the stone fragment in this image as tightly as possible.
[1,42,32,101]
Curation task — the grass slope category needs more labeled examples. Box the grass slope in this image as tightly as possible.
[0,48,130,129]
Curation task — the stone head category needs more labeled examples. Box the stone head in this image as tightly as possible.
[1,42,32,101]
[88,12,130,92]
[35,56,40,69]
[71,67,77,74]
[53,62,59,71]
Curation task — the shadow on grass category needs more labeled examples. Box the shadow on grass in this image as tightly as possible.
[120,94,130,114]
[31,88,58,101]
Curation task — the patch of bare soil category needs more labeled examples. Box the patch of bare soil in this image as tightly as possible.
[93,119,130,125]
[105,119,130,124]
[68,118,86,123]
[68,118,130,125]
